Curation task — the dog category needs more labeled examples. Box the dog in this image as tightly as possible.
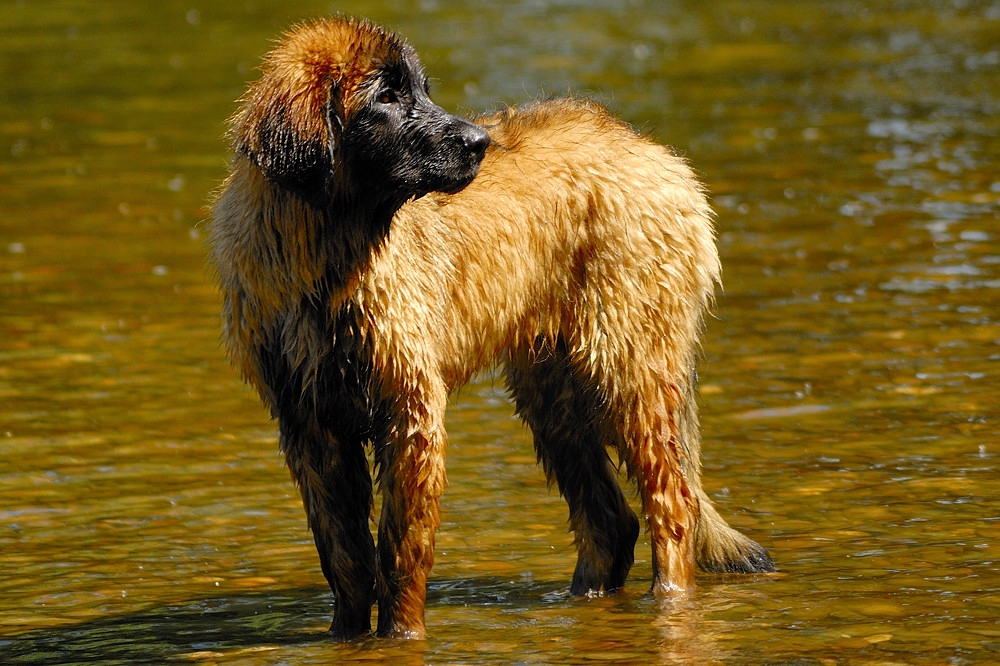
[209,16,773,639]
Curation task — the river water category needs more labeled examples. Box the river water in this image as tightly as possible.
[2,0,999,663]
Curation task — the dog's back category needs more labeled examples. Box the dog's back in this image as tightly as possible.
[370,99,717,387]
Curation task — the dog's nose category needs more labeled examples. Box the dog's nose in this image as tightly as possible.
[462,125,491,159]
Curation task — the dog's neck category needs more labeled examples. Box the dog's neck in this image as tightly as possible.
[304,189,401,302]
[218,158,408,318]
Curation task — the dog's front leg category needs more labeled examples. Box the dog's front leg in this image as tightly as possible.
[281,421,376,639]
[374,385,448,639]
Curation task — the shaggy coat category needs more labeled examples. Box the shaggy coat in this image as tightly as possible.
[209,16,773,639]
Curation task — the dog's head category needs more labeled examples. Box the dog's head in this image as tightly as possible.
[229,17,490,209]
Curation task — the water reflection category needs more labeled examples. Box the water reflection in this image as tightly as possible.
[2,0,999,663]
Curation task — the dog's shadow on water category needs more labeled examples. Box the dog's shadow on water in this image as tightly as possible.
[1,578,573,664]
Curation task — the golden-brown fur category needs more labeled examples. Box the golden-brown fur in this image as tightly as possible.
[209,16,773,640]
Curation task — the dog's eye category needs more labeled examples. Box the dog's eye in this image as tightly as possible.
[377,89,399,105]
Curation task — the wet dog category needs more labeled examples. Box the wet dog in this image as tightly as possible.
[209,16,773,639]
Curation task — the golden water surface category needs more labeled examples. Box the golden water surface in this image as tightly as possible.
[2,0,999,663]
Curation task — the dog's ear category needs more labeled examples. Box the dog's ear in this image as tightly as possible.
[228,60,342,205]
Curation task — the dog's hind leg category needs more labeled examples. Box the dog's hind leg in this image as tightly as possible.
[618,384,699,597]
[505,339,641,595]
[281,422,376,638]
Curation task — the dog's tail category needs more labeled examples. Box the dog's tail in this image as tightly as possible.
[677,364,775,574]
[694,489,775,573]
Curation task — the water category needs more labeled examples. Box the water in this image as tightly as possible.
[2,0,999,662]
